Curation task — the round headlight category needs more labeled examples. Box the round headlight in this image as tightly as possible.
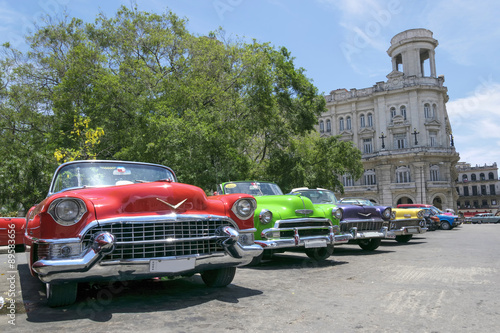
[48,198,87,226]
[382,208,392,220]
[333,207,343,221]
[259,209,273,224]
[232,198,256,220]
[417,209,424,219]
[56,200,80,221]
[390,211,396,220]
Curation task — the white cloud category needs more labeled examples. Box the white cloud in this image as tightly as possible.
[448,82,500,165]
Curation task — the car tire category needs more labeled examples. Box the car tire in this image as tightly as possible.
[395,235,413,243]
[440,221,451,230]
[358,238,381,251]
[46,282,78,307]
[201,267,236,287]
[305,245,334,261]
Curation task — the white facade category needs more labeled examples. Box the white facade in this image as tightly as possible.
[455,162,500,216]
[319,29,460,209]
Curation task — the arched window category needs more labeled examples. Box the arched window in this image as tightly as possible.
[432,104,437,117]
[326,119,331,132]
[346,116,352,130]
[364,169,376,185]
[396,166,411,183]
[424,103,432,118]
[400,105,407,120]
[367,113,373,127]
[471,174,477,181]
[319,120,324,133]
[339,117,344,131]
[480,173,485,180]
[430,165,440,181]
[489,172,495,180]
[390,107,396,118]
[360,114,365,128]
[462,174,468,182]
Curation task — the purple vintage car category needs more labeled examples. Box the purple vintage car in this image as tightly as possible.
[290,189,391,251]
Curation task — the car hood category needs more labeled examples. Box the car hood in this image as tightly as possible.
[255,194,323,220]
[62,181,222,220]
[338,203,386,220]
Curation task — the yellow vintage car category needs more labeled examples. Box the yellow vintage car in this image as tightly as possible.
[389,207,427,242]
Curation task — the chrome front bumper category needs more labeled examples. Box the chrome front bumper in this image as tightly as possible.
[257,225,351,249]
[386,226,427,238]
[31,227,263,284]
[347,226,388,240]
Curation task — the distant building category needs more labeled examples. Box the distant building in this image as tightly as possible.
[319,28,459,209]
[455,162,500,217]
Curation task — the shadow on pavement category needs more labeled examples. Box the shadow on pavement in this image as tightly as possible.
[18,263,262,323]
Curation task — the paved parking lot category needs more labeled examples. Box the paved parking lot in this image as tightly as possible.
[1,224,500,332]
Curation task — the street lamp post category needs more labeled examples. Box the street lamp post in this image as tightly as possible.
[379,132,386,149]
[412,128,419,145]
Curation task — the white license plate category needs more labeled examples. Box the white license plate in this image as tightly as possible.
[407,228,418,233]
[149,258,195,273]
[361,232,380,238]
[304,239,327,248]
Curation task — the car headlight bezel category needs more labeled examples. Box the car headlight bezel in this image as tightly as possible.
[48,198,88,226]
[232,198,256,220]
[382,208,392,220]
[333,207,343,221]
[259,209,273,225]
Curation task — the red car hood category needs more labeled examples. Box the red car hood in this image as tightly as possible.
[62,181,222,220]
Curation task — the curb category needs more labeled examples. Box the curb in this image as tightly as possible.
[0,247,27,317]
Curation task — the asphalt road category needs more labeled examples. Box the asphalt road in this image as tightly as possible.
[1,224,499,333]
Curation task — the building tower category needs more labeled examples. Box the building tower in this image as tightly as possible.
[319,29,460,209]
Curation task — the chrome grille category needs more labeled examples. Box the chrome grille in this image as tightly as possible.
[82,219,233,260]
[340,221,384,232]
[392,220,421,228]
[277,219,332,238]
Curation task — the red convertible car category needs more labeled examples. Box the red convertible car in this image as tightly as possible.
[24,160,262,307]
[0,217,26,251]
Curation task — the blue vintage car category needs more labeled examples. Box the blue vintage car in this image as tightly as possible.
[289,189,391,251]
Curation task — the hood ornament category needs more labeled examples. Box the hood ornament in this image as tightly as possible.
[358,212,372,217]
[157,198,187,210]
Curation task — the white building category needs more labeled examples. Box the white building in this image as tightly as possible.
[319,29,459,210]
[455,162,500,216]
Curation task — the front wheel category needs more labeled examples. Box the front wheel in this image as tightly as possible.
[201,267,236,287]
[440,221,451,230]
[395,235,413,243]
[46,282,78,307]
[358,238,381,251]
[305,245,334,261]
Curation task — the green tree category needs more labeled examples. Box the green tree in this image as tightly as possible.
[0,5,363,211]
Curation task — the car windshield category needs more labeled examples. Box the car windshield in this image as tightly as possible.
[340,198,374,206]
[293,190,338,204]
[223,182,283,196]
[51,161,175,193]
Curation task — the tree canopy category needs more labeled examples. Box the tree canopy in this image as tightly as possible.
[0,6,363,214]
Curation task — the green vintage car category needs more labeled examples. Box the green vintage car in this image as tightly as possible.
[217,181,351,264]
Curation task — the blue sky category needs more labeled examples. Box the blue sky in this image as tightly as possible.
[2,0,500,166]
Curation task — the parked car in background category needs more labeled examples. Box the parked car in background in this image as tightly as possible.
[338,198,425,243]
[288,189,390,251]
[397,204,461,230]
[0,217,26,251]
[388,207,427,242]
[469,213,500,224]
[419,208,441,231]
[25,160,263,307]
[217,182,350,264]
